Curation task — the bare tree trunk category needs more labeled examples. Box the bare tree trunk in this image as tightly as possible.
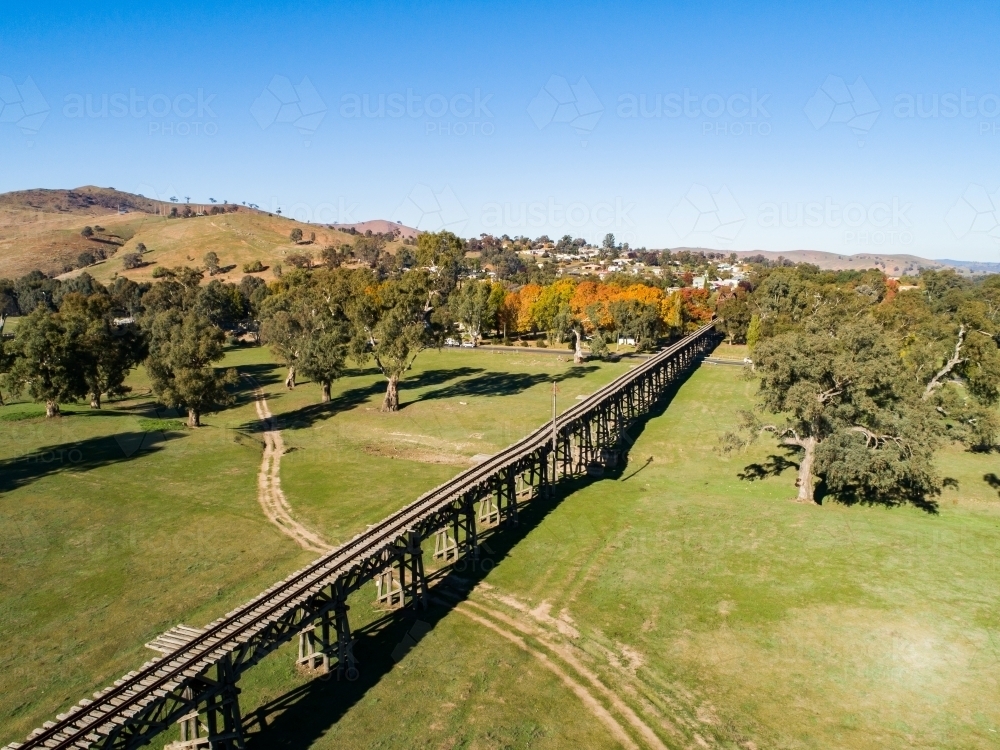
[321,380,331,403]
[382,374,400,412]
[45,400,60,418]
[924,324,966,399]
[573,329,584,364]
[794,436,817,503]
[187,408,201,428]
[90,391,101,409]
[285,366,296,390]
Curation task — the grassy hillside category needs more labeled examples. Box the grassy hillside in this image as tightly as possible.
[731,249,952,276]
[0,187,410,281]
[64,211,382,286]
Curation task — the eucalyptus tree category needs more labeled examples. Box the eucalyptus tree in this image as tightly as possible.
[347,269,443,411]
[146,308,236,427]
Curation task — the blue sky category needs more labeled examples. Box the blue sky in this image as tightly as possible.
[2,0,1000,260]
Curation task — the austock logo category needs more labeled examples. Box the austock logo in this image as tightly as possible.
[0,74,49,141]
[945,184,1000,241]
[804,75,880,145]
[617,88,772,136]
[63,88,218,136]
[251,75,327,144]
[668,185,745,243]
[757,197,913,246]
[339,88,494,137]
[528,75,604,142]
[394,184,468,233]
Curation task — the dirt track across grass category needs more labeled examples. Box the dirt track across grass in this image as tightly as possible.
[247,376,331,554]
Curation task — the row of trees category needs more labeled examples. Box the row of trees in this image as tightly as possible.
[0,248,720,421]
[0,272,248,425]
[258,268,444,411]
[719,266,1000,509]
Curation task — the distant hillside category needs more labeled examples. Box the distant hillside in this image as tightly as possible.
[672,246,1000,276]
[0,186,166,216]
[730,250,950,276]
[937,259,1000,274]
[338,220,419,240]
[0,186,419,280]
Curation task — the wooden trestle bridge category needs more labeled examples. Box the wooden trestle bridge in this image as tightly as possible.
[8,322,718,750]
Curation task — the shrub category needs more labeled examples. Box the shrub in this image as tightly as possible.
[81,226,94,238]
[77,251,96,268]
[242,260,265,273]
[121,252,143,270]
[151,266,173,278]
[290,228,303,243]
[286,252,312,269]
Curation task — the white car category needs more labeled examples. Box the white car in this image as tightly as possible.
[461,341,475,348]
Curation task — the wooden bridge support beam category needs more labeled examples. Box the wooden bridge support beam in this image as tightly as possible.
[332,597,358,681]
[402,530,429,609]
[296,612,330,673]
[171,656,245,750]
[461,494,479,558]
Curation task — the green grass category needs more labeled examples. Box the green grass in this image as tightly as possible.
[0,344,631,746]
[2,348,999,749]
[237,362,1000,750]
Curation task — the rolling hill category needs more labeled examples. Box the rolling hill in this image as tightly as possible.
[0,186,416,282]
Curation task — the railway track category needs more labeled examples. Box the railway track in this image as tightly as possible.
[9,322,716,750]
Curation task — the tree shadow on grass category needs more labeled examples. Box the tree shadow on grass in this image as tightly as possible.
[404,366,484,391]
[238,362,286,389]
[411,365,599,406]
[0,430,185,494]
[738,451,800,482]
[241,355,708,749]
[735,450,942,514]
[820,482,941,514]
[244,367,490,432]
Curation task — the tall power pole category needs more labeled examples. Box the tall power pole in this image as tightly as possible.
[551,381,558,481]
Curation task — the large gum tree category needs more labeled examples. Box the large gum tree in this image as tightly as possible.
[347,270,442,412]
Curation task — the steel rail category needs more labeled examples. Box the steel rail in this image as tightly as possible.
[13,322,715,750]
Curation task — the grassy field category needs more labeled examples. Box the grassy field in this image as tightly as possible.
[2,344,999,749]
[227,359,1000,750]
[0,344,630,746]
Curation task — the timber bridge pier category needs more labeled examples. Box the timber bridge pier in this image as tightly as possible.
[8,322,718,750]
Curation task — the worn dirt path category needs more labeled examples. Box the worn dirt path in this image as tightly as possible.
[246,376,331,554]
